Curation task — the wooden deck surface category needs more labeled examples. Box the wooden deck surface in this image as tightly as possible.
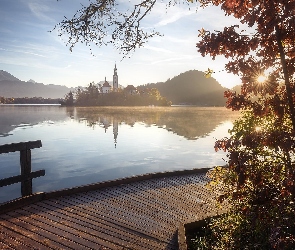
[0,171,224,250]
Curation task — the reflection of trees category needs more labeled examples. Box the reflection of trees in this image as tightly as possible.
[0,106,241,140]
[65,107,75,118]
[73,107,241,140]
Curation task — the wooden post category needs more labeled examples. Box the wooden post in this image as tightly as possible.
[20,149,33,196]
[0,140,43,198]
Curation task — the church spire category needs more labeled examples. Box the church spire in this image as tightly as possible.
[113,63,118,90]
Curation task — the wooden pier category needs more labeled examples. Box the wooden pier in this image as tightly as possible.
[0,169,226,250]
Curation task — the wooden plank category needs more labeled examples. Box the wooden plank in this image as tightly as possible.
[74,185,186,232]
[85,175,211,227]
[82,187,184,250]
[0,170,45,187]
[0,224,47,250]
[84,190,175,233]
[35,202,161,250]
[0,140,42,154]
[126,175,220,222]
[37,198,160,244]
[43,168,210,200]
[0,192,45,215]
[63,193,167,234]
[111,185,193,224]
[92,185,181,228]
[24,202,158,250]
[0,242,14,250]
[123,178,203,218]
[0,214,71,250]
[43,196,172,245]
[0,169,211,214]
[83,191,175,241]
[11,208,121,250]
[0,172,226,250]
[122,180,198,212]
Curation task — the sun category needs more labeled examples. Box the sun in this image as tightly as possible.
[257,75,267,83]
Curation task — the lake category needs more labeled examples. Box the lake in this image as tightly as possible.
[0,105,240,203]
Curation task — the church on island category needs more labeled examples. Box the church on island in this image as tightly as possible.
[99,64,137,94]
[101,64,119,93]
[61,63,171,106]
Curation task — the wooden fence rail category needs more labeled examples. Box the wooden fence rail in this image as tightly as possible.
[0,140,45,197]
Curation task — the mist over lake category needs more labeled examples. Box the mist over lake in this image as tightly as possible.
[0,105,240,203]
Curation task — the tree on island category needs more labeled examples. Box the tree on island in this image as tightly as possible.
[63,91,74,106]
[62,83,171,106]
[56,0,295,248]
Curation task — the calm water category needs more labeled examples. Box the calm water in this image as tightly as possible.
[0,105,240,203]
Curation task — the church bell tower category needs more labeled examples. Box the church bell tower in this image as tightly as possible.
[113,63,118,91]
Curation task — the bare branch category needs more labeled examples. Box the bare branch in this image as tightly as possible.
[54,0,163,56]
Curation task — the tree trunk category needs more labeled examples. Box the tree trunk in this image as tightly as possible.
[275,25,295,132]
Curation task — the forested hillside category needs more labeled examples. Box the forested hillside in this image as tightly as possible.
[138,70,228,106]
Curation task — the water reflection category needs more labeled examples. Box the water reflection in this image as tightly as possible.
[0,105,68,137]
[0,106,240,141]
[71,106,240,144]
[0,105,240,203]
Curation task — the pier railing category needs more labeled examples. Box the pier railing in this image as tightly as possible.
[0,140,45,197]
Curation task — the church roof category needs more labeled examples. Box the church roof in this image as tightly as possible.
[103,81,111,87]
[102,77,111,87]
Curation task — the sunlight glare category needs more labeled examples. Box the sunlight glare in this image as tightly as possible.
[257,75,267,83]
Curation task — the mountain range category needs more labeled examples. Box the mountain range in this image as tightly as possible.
[0,70,73,99]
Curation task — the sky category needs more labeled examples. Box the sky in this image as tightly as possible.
[0,0,243,89]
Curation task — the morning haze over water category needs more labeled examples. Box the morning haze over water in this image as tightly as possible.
[0,105,240,203]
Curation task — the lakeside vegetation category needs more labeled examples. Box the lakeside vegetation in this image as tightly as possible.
[0,96,61,104]
[61,83,172,106]
[193,1,295,249]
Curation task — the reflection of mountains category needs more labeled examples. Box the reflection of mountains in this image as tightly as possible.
[0,105,69,136]
[73,107,241,140]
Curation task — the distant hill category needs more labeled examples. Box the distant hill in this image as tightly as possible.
[138,70,228,106]
[0,70,74,98]
[0,70,20,81]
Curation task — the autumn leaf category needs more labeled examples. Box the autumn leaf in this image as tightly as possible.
[204,68,214,78]
[198,27,207,38]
